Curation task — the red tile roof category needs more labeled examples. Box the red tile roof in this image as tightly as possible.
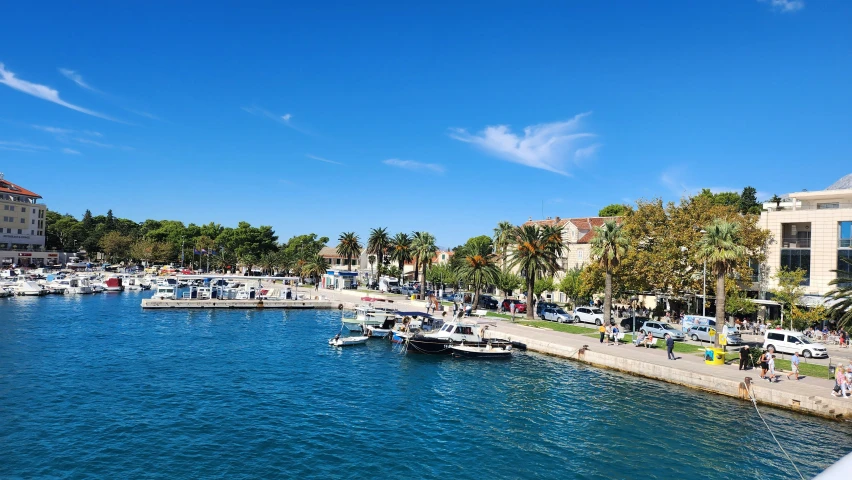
[0,177,40,198]
[523,216,622,244]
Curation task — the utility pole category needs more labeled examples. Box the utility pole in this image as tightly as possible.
[181,237,185,268]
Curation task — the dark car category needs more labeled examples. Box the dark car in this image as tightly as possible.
[620,316,651,332]
[501,299,527,313]
[477,295,499,309]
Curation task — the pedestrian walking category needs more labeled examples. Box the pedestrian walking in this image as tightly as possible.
[666,335,675,360]
[612,325,620,346]
[739,345,750,370]
[766,354,776,382]
[832,365,850,398]
[598,323,606,343]
[786,352,800,380]
[759,351,769,380]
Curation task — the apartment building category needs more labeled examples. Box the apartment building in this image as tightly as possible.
[0,173,60,266]
[759,173,852,300]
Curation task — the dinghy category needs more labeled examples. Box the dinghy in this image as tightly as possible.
[328,335,369,347]
[450,343,513,359]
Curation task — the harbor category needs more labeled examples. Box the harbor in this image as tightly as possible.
[1,293,848,479]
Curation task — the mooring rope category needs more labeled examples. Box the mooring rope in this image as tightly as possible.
[745,380,806,480]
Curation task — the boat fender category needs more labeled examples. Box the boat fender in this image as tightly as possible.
[338,304,344,310]
[510,341,527,351]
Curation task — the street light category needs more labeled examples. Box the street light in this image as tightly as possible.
[631,295,639,337]
[700,229,707,317]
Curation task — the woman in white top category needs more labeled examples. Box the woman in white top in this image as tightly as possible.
[766,354,776,383]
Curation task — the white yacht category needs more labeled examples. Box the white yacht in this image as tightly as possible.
[14,281,46,296]
[151,285,177,300]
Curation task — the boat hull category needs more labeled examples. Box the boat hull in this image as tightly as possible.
[450,346,512,359]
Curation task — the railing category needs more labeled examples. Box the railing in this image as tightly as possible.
[766,202,852,211]
[780,237,810,248]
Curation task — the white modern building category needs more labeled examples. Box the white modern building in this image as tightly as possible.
[759,173,852,300]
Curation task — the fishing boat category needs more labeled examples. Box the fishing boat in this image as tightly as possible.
[342,308,363,332]
[151,285,177,300]
[450,343,513,359]
[14,281,46,296]
[328,334,369,347]
[104,276,124,292]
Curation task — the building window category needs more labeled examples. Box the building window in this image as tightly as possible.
[840,221,852,248]
[818,203,840,210]
[20,218,24,223]
[17,229,22,234]
[780,249,810,286]
[20,206,25,212]
[578,250,584,261]
[781,223,810,249]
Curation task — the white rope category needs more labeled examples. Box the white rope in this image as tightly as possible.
[745,382,806,480]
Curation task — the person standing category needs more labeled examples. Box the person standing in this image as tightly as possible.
[612,325,620,346]
[599,323,606,344]
[605,324,613,345]
[666,335,675,360]
[786,352,800,381]
[739,345,750,371]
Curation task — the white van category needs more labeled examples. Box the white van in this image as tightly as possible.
[762,329,829,358]
[681,315,716,333]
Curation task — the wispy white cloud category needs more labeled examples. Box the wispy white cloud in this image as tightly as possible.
[32,125,73,135]
[0,63,119,122]
[574,143,601,161]
[0,140,50,153]
[450,113,598,176]
[306,154,343,166]
[61,148,81,155]
[382,158,445,174]
[243,105,309,134]
[75,138,114,148]
[59,68,96,91]
[83,130,102,137]
[759,0,804,12]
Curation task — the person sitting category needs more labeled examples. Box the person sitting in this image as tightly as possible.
[634,331,646,347]
[644,332,655,348]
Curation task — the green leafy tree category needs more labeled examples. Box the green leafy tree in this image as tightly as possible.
[302,254,329,285]
[534,277,556,301]
[337,232,362,271]
[426,263,456,290]
[590,220,628,326]
[411,231,438,296]
[509,224,564,319]
[697,219,747,347]
[495,270,523,297]
[739,186,761,215]
[558,267,586,305]
[456,236,499,307]
[386,265,402,279]
[216,221,278,271]
[99,231,133,263]
[598,204,629,217]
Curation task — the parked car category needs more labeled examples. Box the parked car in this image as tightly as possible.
[477,295,499,309]
[501,299,527,313]
[687,325,743,345]
[620,316,651,332]
[573,306,605,325]
[542,307,574,323]
[763,329,828,358]
[640,321,686,341]
[535,302,558,318]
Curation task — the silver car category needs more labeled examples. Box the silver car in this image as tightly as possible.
[542,307,574,323]
[640,321,686,341]
[687,325,743,345]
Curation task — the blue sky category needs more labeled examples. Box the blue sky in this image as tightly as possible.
[1,0,850,247]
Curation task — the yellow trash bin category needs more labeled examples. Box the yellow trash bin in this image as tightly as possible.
[704,347,725,365]
[411,294,416,300]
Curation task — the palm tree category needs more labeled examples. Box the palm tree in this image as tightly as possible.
[336,232,362,271]
[367,227,390,279]
[493,221,515,267]
[590,220,629,327]
[826,261,852,329]
[388,232,412,272]
[411,231,438,297]
[302,254,330,287]
[456,237,499,308]
[509,224,564,319]
[367,254,376,285]
[696,219,746,347]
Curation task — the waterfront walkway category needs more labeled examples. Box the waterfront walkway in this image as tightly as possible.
[311,287,852,420]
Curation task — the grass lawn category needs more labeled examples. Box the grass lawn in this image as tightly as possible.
[774,359,830,378]
[515,320,598,335]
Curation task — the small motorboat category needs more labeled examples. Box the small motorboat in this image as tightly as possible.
[450,343,513,359]
[365,327,392,338]
[328,335,369,347]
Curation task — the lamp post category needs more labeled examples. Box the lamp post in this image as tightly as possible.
[181,237,185,268]
[700,229,707,317]
[631,295,639,337]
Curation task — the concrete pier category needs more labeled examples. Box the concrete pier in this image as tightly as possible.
[484,323,852,421]
[141,299,339,309]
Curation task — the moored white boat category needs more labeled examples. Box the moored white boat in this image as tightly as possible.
[450,343,513,359]
[151,285,177,300]
[328,335,369,347]
[14,281,46,296]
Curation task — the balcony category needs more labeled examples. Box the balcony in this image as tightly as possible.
[781,236,810,249]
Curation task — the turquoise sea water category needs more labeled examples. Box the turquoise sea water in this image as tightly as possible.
[1,293,849,479]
